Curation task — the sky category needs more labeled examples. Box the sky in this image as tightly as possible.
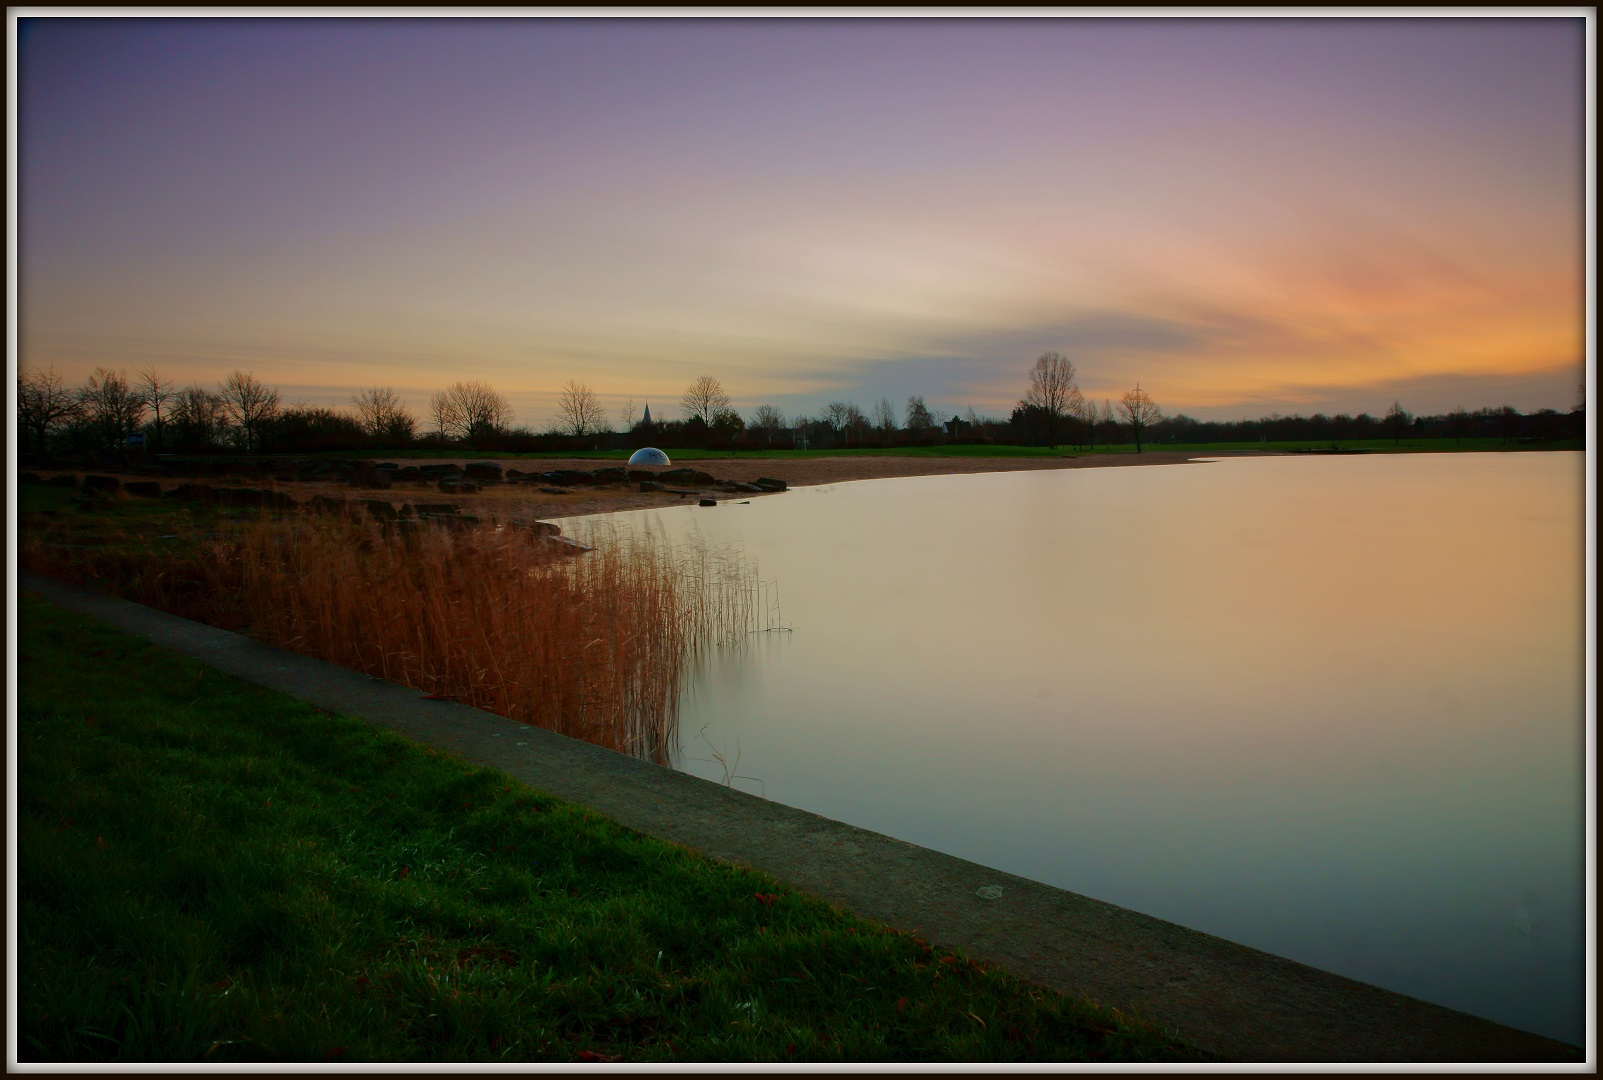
[13,15,1591,428]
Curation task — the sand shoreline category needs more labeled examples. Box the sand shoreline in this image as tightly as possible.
[394,450,1211,520]
[26,451,1212,523]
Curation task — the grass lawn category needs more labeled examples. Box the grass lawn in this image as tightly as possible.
[14,593,1202,1063]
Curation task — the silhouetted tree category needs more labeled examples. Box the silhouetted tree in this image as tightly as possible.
[872,397,897,440]
[555,380,607,437]
[681,375,731,427]
[216,371,280,452]
[1021,351,1082,449]
[169,385,228,450]
[79,367,148,451]
[1118,384,1161,452]
[1384,401,1411,446]
[17,365,81,454]
[750,404,785,447]
[431,380,511,443]
[904,395,937,434]
[351,386,416,442]
[135,366,174,452]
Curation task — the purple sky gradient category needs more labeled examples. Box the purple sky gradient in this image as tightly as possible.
[17,17,1588,426]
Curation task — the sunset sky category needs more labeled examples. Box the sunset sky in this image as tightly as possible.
[14,16,1590,428]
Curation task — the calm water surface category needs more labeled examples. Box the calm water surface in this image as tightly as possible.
[563,452,1586,1045]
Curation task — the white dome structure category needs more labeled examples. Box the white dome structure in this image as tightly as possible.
[628,447,670,466]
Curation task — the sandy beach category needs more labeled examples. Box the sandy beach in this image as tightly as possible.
[380,451,1209,520]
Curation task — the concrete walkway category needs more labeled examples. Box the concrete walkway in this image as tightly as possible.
[19,571,1586,1064]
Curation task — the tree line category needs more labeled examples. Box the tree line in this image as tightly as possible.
[15,359,1584,460]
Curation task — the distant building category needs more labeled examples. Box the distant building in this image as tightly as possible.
[641,400,653,427]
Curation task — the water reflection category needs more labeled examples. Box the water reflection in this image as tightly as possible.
[562,452,1585,1046]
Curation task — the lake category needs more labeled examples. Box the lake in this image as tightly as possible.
[562,451,1586,1046]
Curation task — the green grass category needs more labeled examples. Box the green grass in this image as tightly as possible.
[16,593,1202,1063]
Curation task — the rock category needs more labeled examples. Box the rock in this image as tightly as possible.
[81,475,121,495]
[376,462,400,470]
[638,481,664,493]
[731,483,763,493]
[543,470,595,487]
[464,461,504,481]
[699,498,718,507]
[350,468,393,489]
[307,495,349,515]
[396,467,426,483]
[627,469,657,482]
[217,487,267,507]
[166,483,218,503]
[124,481,162,498]
[539,487,570,495]
[753,477,787,492]
[438,478,481,494]
[660,468,716,486]
[590,467,628,485]
[410,502,459,517]
[546,534,594,555]
[365,499,398,521]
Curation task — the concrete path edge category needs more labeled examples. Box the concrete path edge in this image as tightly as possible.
[17,572,1586,1064]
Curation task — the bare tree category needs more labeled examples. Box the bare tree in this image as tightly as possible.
[79,367,148,451]
[556,380,607,437]
[1118,383,1161,452]
[429,381,512,442]
[217,370,280,451]
[17,365,82,454]
[872,397,897,438]
[750,404,785,447]
[428,389,459,440]
[681,375,731,427]
[842,402,868,447]
[1383,401,1412,446]
[351,386,416,442]
[904,395,936,433]
[618,395,640,432]
[822,401,852,441]
[170,385,228,448]
[1022,351,1083,450]
[134,366,174,451]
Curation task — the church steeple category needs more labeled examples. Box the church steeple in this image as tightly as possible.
[641,400,652,426]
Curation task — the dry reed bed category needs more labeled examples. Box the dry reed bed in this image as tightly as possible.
[25,515,762,763]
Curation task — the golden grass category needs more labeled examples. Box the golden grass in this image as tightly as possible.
[26,512,763,763]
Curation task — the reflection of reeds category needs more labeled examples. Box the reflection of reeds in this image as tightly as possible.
[36,515,761,764]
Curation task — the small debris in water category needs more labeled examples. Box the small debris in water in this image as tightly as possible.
[976,885,1004,900]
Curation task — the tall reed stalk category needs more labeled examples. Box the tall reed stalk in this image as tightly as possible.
[32,515,761,763]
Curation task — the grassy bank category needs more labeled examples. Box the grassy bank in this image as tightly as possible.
[15,593,1201,1063]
